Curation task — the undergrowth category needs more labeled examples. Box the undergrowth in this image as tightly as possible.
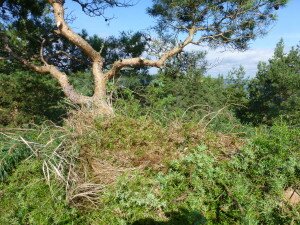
[0,160,85,224]
[0,115,299,224]
[0,124,66,181]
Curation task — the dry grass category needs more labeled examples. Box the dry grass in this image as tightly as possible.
[64,107,101,136]
[13,109,244,207]
[63,112,245,191]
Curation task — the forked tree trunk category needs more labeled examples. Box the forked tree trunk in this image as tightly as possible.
[48,1,115,117]
[33,64,114,116]
[4,1,196,116]
[91,97,114,116]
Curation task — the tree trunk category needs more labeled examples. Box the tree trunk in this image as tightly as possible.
[91,97,114,116]
[7,1,196,119]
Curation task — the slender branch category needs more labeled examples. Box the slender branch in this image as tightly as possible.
[4,43,49,73]
[71,0,135,18]
[4,42,91,105]
[51,50,88,64]
[104,27,197,79]
[40,38,48,65]
[49,0,102,62]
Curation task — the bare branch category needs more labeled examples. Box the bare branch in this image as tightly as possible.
[49,0,102,62]
[71,0,136,18]
[105,27,197,79]
[4,42,49,74]
[51,50,87,64]
[40,38,48,65]
[4,40,92,105]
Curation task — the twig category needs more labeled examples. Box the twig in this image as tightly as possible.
[20,136,39,158]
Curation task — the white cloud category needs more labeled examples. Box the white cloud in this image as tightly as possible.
[185,45,274,77]
[207,48,274,77]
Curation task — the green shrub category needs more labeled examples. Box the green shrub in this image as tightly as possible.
[0,159,85,224]
[0,71,67,126]
[243,40,300,125]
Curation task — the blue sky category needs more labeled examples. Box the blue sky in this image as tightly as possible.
[67,0,300,77]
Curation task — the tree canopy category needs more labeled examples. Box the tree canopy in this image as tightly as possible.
[244,40,300,125]
[148,0,288,49]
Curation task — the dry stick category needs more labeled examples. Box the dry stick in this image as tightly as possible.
[37,126,49,139]
[1,132,43,148]
[66,163,74,199]
[199,105,229,131]
[0,132,21,142]
[47,160,66,182]
[0,127,35,131]
[181,104,211,119]
[19,136,39,158]
[43,161,51,184]
[294,189,300,197]
[288,188,300,201]
[43,138,55,148]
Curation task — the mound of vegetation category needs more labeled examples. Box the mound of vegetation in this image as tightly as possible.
[1,113,300,224]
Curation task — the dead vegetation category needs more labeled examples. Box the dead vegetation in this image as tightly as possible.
[59,109,247,206]
[0,108,247,208]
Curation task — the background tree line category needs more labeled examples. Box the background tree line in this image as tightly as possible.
[1,37,299,127]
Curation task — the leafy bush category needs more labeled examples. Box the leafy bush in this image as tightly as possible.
[90,122,300,224]
[242,40,300,125]
[0,71,67,126]
[114,71,245,132]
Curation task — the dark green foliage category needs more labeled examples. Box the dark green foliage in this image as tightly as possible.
[0,71,66,125]
[0,0,47,21]
[224,66,250,120]
[144,74,228,120]
[163,50,208,77]
[148,0,288,50]
[100,31,147,66]
[243,40,300,125]
[0,134,31,181]
[0,0,55,65]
